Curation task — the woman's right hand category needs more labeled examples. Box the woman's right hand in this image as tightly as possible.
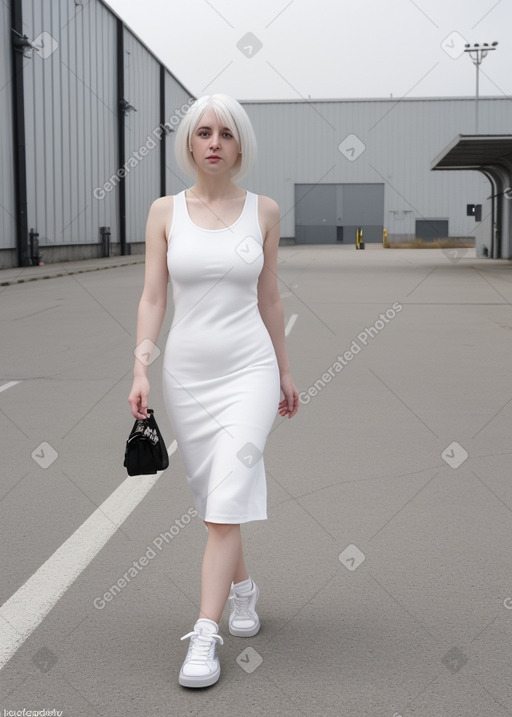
[128,376,150,419]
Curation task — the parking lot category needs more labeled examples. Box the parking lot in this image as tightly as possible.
[1,245,512,716]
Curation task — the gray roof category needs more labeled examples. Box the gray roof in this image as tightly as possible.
[431,134,512,171]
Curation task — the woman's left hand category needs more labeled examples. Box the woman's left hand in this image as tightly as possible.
[278,372,299,418]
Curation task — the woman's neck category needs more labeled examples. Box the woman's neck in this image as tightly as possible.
[190,174,243,202]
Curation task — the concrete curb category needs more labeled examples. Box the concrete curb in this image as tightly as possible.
[0,256,145,287]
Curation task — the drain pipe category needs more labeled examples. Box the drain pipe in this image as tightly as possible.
[10,0,30,266]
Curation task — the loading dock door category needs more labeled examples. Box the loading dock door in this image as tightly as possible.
[415,219,449,240]
[294,184,336,244]
[295,183,384,244]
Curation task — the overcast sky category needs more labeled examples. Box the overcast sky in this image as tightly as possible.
[102,0,511,101]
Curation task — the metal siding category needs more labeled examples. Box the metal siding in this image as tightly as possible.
[0,1,16,250]
[123,29,160,245]
[242,98,511,239]
[295,184,336,225]
[342,184,384,226]
[5,0,511,261]
[294,182,384,244]
[22,0,118,248]
[164,72,194,195]
[95,6,118,243]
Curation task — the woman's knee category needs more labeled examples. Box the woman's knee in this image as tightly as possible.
[204,521,240,537]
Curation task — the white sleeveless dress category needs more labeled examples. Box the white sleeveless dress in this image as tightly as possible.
[162,190,280,523]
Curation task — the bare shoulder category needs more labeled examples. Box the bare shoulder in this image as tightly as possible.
[257,194,280,218]
[147,195,175,241]
[150,194,174,214]
[257,195,280,236]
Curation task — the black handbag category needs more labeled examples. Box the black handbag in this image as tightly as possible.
[124,409,169,476]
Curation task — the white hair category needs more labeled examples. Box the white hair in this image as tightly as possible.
[174,94,257,182]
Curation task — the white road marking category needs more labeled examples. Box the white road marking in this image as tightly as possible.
[0,381,21,393]
[0,441,177,670]
[280,291,292,298]
[285,313,298,336]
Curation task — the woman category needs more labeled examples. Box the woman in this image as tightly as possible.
[128,93,298,688]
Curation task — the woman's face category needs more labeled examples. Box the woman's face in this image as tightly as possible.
[189,108,240,176]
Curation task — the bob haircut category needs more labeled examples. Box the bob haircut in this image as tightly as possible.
[175,94,257,183]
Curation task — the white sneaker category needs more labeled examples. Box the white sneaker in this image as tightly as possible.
[179,618,224,688]
[228,581,260,637]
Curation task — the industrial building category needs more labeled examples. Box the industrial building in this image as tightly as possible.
[241,99,512,257]
[1,0,193,268]
[1,0,511,268]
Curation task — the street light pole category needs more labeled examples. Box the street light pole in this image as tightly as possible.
[464,42,498,133]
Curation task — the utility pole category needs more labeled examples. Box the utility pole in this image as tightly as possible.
[463,42,498,133]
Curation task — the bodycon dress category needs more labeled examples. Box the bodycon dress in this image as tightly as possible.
[162,189,280,523]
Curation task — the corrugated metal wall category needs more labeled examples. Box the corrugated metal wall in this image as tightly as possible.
[0,1,16,254]
[165,73,194,196]
[123,28,160,246]
[22,0,118,252]
[1,0,194,267]
[241,98,511,240]
[3,1,511,265]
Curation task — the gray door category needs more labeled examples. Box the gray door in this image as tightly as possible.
[415,219,449,240]
[295,184,336,244]
[295,183,384,244]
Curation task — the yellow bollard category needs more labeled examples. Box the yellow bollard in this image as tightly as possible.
[383,228,389,248]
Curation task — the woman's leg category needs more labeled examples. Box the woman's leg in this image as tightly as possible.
[233,534,250,585]
[199,522,247,624]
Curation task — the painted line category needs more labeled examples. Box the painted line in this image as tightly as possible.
[0,440,177,670]
[0,381,21,394]
[285,313,298,336]
[280,291,292,299]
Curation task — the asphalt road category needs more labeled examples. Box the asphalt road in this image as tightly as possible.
[1,245,512,717]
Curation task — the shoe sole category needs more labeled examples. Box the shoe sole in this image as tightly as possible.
[228,617,261,637]
[179,665,221,688]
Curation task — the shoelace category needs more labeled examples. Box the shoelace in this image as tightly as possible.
[229,593,255,618]
[180,630,224,663]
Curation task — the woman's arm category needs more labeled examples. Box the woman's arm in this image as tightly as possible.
[128,197,172,419]
[257,196,299,419]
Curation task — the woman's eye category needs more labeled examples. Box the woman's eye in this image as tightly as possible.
[196,130,233,139]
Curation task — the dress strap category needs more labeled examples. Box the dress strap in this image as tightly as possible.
[168,190,186,243]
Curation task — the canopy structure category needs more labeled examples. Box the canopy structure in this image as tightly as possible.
[431,135,512,259]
